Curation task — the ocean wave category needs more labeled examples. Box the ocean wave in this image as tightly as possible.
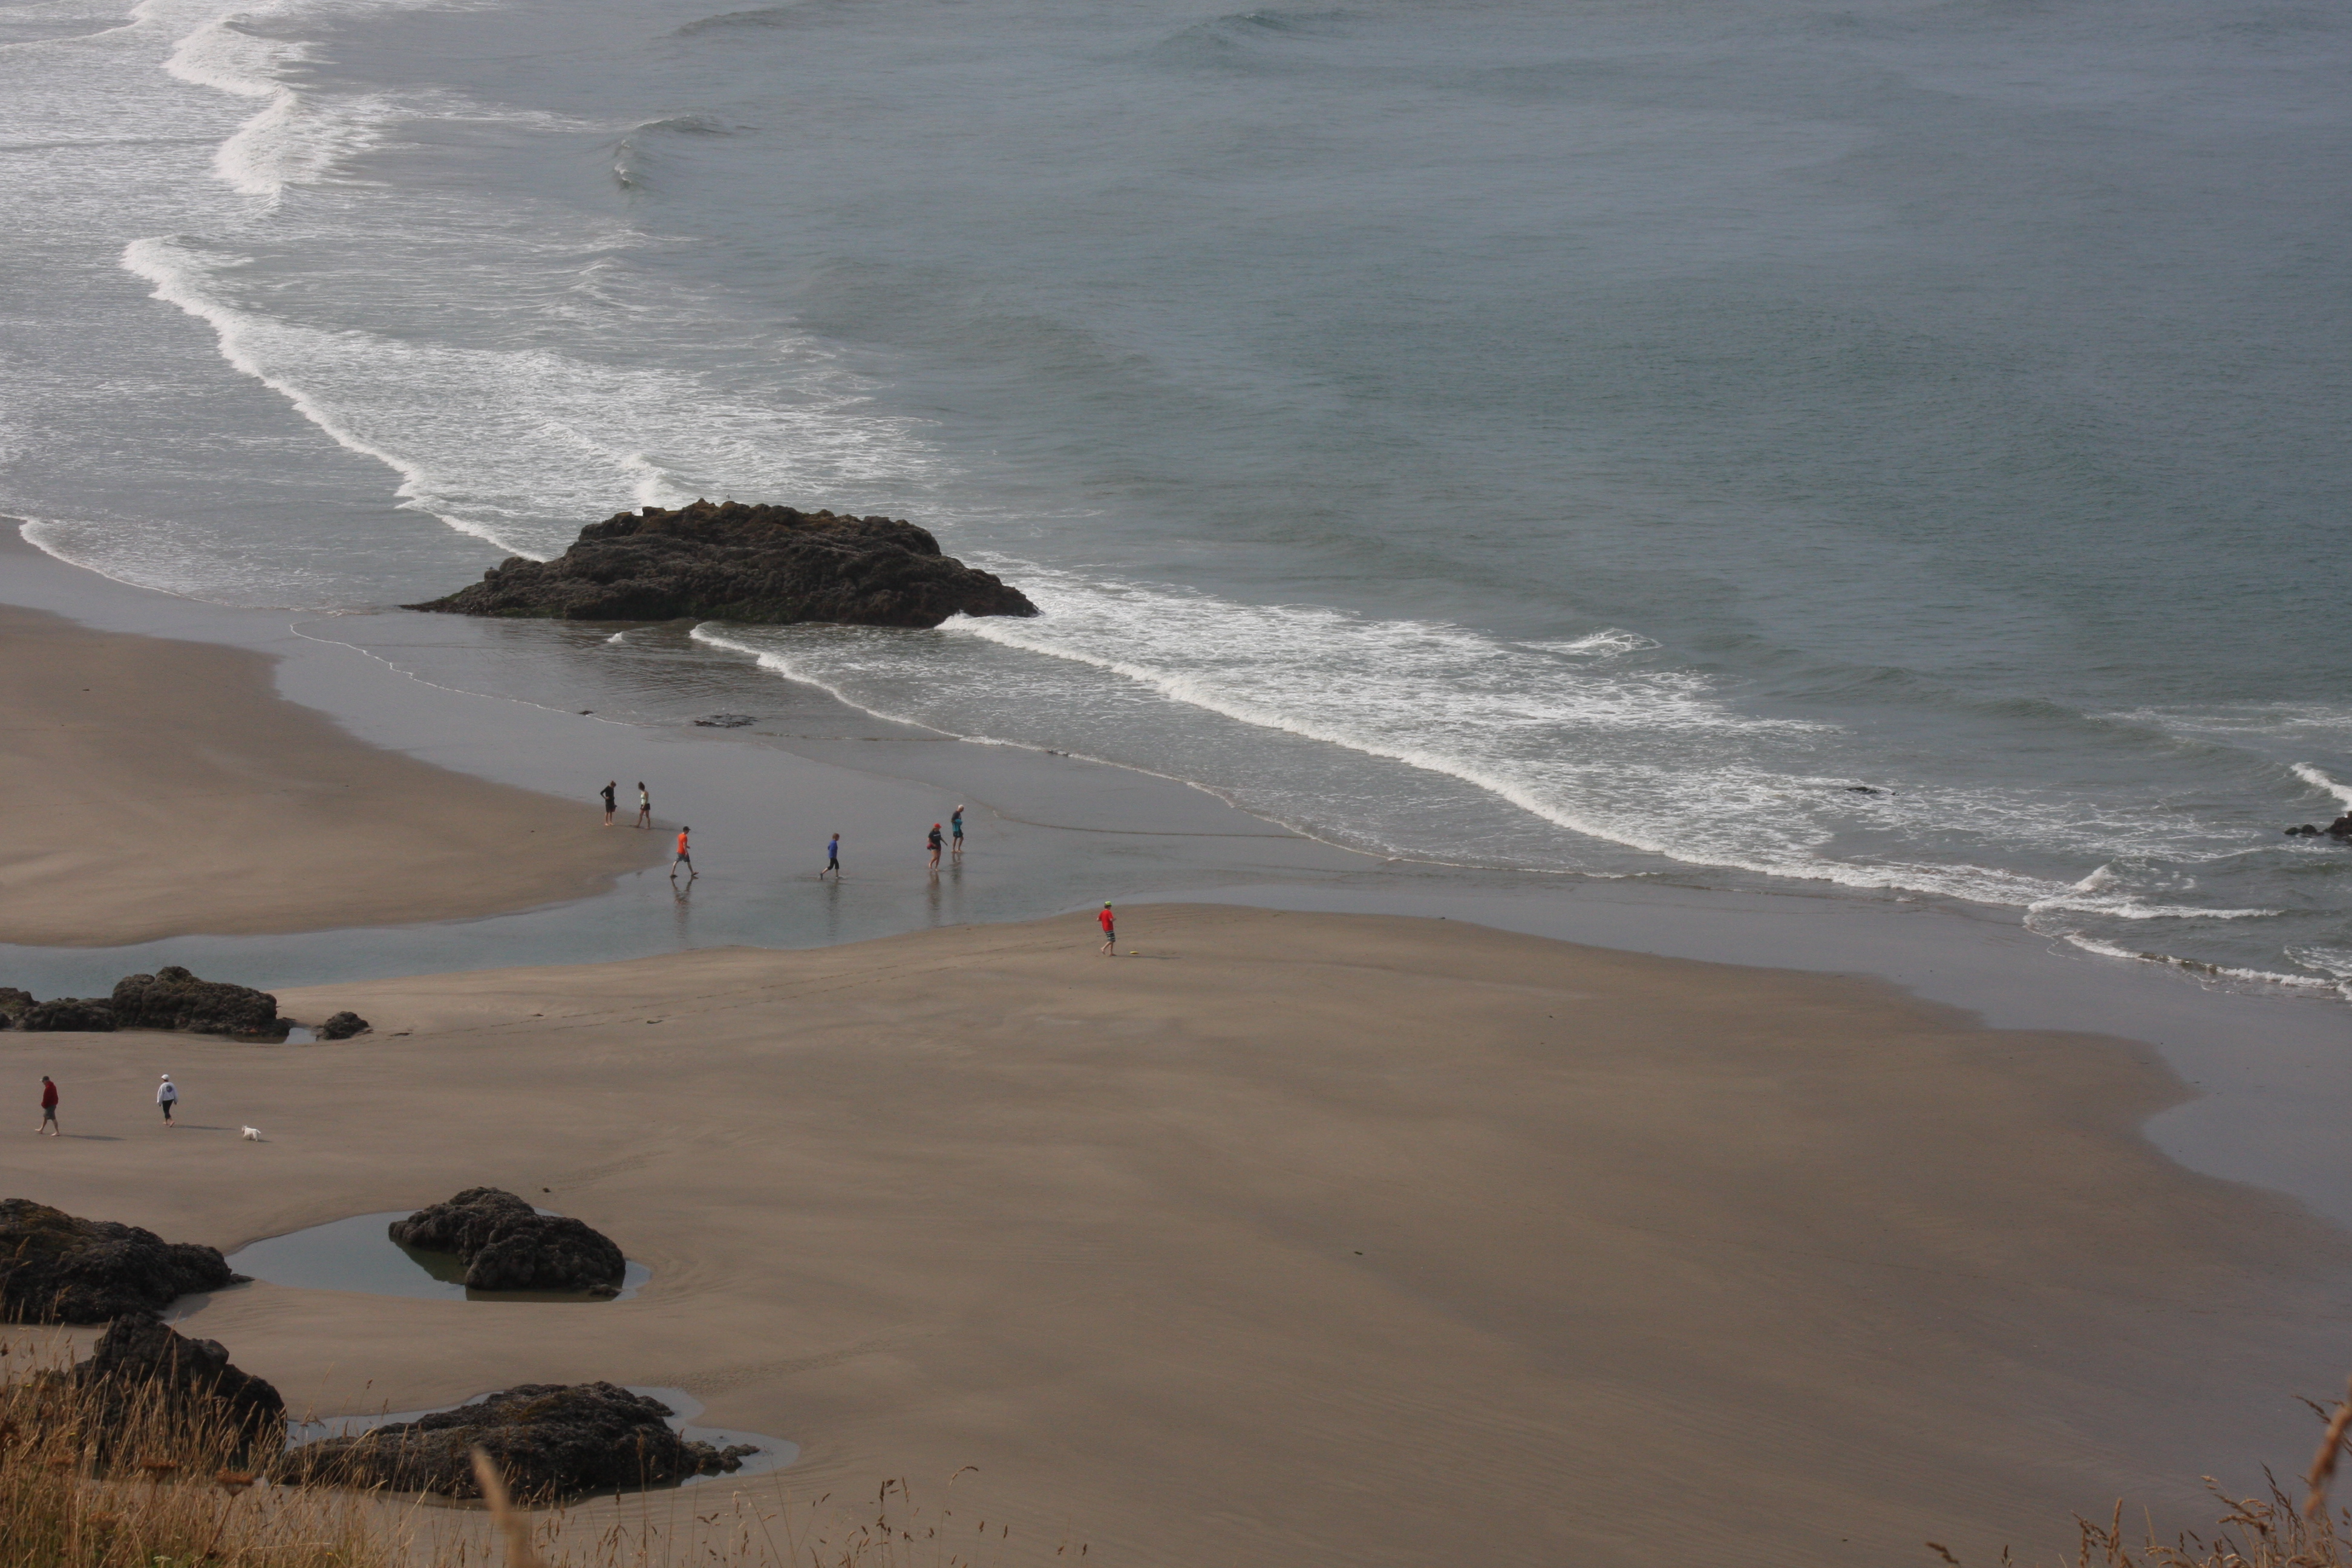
[705,566,2186,912]
[613,113,734,189]
[2292,762,2352,810]
[1153,8,1354,70]
[671,0,867,36]
[2057,932,2349,997]
[119,234,932,558]
[2020,861,2278,923]
[1517,629,1659,657]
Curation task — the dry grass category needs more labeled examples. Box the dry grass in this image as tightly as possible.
[0,1338,396,1568]
[0,1336,1080,1568]
[1925,1378,2352,1568]
[27,1323,2349,1568]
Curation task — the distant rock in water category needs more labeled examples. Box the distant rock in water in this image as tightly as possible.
[73,1312,286,1451]
[279,1382,750,1501]
[405,500,1040,629]
[0,1198,244,1323]
[390,1187,626,1296]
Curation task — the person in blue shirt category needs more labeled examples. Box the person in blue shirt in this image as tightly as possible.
[822,833,841,880]
[950,805,965,859]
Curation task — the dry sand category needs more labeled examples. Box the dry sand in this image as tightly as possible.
[5,907,2346,1567]
[0,604,659,945]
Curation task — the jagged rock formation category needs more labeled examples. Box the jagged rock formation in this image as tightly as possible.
[0,1199,243,1322]
[111,967,283,1039]
[278,1382,752,1500]
[389,1188,626,1296]
[317,1011,371,1040]
[0,969,336,1038]
[15,997,114,1032]
[405,500,1039,628]
[71,1311,285,1450]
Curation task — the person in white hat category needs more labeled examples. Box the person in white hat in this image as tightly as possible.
[156,1073,179,1126]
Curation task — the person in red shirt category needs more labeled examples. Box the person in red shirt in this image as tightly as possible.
[1099,903,1116,956]
[672,826,696,881]
[36,1074,59,1137]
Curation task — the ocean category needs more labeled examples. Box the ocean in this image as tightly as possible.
[4,0,2348,998]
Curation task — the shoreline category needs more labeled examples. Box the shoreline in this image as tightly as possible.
[0,597,662,946]
[4,521,2350,1229]
[9,907,2351,1566]
[2,539,2350,1558]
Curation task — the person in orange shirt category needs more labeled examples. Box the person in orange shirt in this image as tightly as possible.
[672,826,696,881]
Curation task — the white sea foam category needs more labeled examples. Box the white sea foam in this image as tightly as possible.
[2057,932,2348,996]
[686,566,2237,913]
[1518,629,1659,656]
[120,234,930,557]
[2292,763,2352,810]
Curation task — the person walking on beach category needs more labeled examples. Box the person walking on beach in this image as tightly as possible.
[672,826,696,880]
[36,1075,59,1137]
[635,782,651,829]
[1099,903,1116,956]
[600,780,618,826]
[821,833,841,881]
[950,805,965,860]
[927,823,944,874]
[156,1073,178,1126]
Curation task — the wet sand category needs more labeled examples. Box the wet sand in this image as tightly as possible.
[5,907,2347,1567]
[0,604,661,946]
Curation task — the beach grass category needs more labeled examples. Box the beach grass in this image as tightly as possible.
[0,1337,1074,1568]
[14,1331,2350,1567]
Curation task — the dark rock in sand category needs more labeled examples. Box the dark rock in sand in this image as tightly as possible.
[0,987,33,1029]
[278,1382,742,1500]
[111,967,283,1040]
[404,499,1040,629]
[316,1011,371,1040]
[390,1187,625,1296]
[0,1198,244,1323]
[71,1311,285,1449]
[18,998,116,1033]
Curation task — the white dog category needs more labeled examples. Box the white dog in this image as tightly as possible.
[241,1126,261,1142]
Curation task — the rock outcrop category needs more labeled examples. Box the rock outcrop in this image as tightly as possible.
[111,967,283,1039]
[16,997,114,1032]
[71,1312,285,1450]
[278,1382,752,1501]
[0,1199,244,1322]
[0,969,339,1038]
[404,500,1039,629]
[389,1189,626,1296]
[317,1011,371,1040]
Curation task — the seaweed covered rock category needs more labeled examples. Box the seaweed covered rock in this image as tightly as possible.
[111,967,283,1040]
[316,1011,371,1040]
[0,1199,243,1322]
[278,1382,748,1500]
[71,1311,285,1450]
[405,500,1039,629]
[19,997,115,1033]
[0,987,34,1028]
[389,1189,625,1296]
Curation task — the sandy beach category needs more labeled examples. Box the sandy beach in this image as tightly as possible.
[5,906,2347,1566]
[0,603,660,946]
